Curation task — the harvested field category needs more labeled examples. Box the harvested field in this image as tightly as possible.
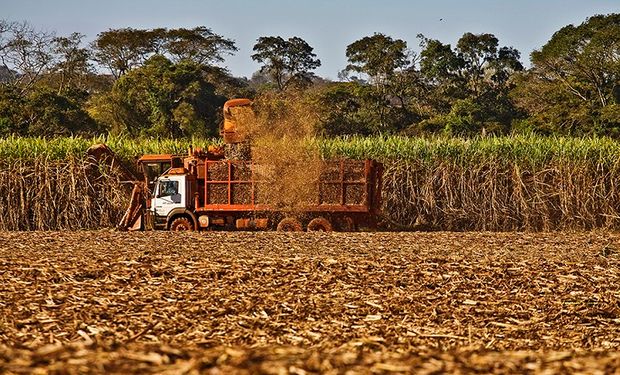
[1,231,620,374]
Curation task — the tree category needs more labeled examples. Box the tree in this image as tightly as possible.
[0,85,26,135]
[23,87,98,136]
[419,33,523,101]
[92,27,237,79]
[49,33,92,94]
[514,13,620,135]
[345,33,415,131]
[418,37,461,83]
[345,33,409,86]
[201,65,254,99]
[312,82,379,136]
[165,27,237,65]
[91,28,158,79]
[0,84,98,136]
[0,21,100,136]
[415,32,524,135]
[89,56,226,138]
[252,36,321,90]
[0,20,12,64]
[457,33,499,97]
[418,36,464,114]
[0,21,55,90]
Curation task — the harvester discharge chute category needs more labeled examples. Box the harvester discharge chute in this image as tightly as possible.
[221,98,253,144]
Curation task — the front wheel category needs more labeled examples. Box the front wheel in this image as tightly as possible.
[169,217,194,231]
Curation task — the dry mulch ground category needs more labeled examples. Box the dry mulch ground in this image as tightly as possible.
[1,231,620,374]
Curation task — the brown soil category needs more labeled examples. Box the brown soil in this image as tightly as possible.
[1,231,620,374]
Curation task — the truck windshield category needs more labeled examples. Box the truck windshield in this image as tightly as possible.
[145,163,171,183]
[157,180,178,198]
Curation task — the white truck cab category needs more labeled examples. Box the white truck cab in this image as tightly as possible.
[149,173,197,230]
[152,175,186,217]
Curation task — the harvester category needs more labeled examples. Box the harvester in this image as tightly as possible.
[117,99,383,232]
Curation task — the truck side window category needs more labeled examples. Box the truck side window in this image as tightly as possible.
[157,180,178,198]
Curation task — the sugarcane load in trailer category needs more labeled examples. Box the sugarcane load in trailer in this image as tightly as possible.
[118,99,383,232]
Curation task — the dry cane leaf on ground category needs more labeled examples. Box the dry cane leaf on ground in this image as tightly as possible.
[1,231,620,374]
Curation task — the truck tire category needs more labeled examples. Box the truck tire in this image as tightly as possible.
[170,217,194,231]
[307,217,333,232]
[277,218,302,232]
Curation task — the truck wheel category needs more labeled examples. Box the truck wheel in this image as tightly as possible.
[170,217,194,231]
[337,216,356,232]
[307,217,333,232]
[277,218,302,232]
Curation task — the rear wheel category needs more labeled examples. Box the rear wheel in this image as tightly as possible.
[170,217,194,231]
[277,217,303,232]
[307,217,333,232]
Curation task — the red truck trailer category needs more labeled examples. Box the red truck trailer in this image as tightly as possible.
[129,155,382,232]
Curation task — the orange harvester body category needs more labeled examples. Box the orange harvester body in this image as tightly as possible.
[115,99,383,232]
[222,98,253,144]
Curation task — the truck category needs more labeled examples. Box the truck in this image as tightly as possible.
[118,99,383,232]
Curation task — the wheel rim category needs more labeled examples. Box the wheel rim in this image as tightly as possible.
[307,217,333,232]
[277,218,302,232]
[171,218,193,231]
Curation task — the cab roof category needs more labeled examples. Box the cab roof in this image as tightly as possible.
[138,154,174,163]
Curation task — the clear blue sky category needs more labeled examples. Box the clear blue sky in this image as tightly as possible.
[2,0,618,79]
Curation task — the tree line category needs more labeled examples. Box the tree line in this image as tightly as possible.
[0,13,618,138]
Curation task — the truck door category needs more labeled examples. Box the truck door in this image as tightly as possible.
[152,176,185,218]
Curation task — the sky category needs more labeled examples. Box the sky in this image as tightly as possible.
[2,0,618,80]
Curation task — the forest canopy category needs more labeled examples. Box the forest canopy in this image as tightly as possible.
[0,14,618,138]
